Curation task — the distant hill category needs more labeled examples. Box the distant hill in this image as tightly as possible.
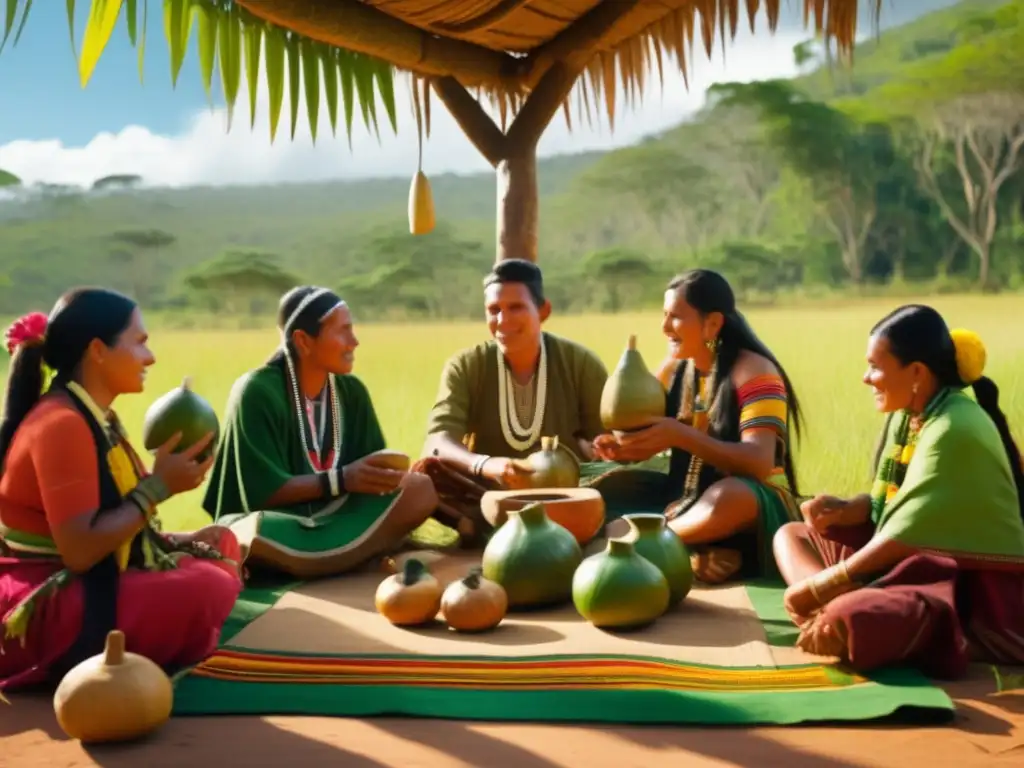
[0,0,1017,316]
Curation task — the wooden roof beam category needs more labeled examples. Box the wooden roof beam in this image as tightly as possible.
[236,0,525,88]
[520,0,643,90]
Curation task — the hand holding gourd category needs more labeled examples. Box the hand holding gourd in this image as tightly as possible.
[151,431,216,495]
[481,457,535,490]
[613,417,687,461]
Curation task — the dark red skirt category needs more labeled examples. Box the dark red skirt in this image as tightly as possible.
[0,531,243,690]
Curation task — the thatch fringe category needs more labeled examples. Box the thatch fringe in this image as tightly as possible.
[411,0,879,135]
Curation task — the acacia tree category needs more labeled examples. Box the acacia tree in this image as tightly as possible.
[911,93,1024,288]
[709,80,881,283]
[108,229,177,302]
[184,249,301,314]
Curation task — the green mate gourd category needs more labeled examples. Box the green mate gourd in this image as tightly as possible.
[600,335,667,432]
[142,376,221,461]
[572,538,670,629]
[522,436,580,488]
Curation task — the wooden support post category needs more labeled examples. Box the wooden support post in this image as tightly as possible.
[434,62,579,264]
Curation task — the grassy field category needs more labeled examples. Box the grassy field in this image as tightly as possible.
[3,293,1023,533]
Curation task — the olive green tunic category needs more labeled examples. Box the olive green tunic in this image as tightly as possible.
[426,332,608,460]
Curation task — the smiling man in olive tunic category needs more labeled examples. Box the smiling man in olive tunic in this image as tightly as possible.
[414,260,609,541]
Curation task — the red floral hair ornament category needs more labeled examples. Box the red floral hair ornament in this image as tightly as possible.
[4,311,49,356]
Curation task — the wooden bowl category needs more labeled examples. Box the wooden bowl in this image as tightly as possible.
[480,488,605,545]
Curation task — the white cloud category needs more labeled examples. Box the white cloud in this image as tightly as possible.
[0,25,809,190]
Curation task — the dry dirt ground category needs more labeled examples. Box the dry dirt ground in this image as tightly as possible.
[2,669,1022,768]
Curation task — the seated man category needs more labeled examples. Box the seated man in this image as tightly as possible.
[416,259,609,541]
[203,286,439,580]
[773,305,1024,677]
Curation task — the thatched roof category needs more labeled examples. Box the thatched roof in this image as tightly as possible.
[242,0,877,130]
[3,1,877,144]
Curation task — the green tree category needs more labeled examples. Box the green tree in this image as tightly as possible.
[708,80,883,283]
[581,248,656,313]
[184,249,301,314]
[108,229,177,303]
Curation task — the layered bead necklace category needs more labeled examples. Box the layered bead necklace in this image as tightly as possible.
[496,338,548,453]
[284,349,343,473]
[673,355,721,512]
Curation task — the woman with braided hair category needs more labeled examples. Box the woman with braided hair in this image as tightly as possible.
[0,288,243,692]
[203,286,439,579]
[774,304,1024,676]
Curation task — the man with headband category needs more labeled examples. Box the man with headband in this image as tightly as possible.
[416,260,609,542]
[203,286,439,579]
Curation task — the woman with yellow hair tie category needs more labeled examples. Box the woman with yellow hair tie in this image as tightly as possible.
[774,304,1024,677]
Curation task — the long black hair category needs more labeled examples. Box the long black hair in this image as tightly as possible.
[870,304,1023,518]
[0,288,137,472]
[667,269,804,494]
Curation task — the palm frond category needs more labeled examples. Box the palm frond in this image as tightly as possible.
[0,0,399,144]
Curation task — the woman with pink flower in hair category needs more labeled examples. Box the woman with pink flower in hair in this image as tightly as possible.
[0,288,243,693]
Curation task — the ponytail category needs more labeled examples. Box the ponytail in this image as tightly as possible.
[971,376,1024,520]
[0,344,47,472]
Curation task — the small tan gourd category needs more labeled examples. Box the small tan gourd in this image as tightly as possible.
[440,566,508,632]
[53,630,173,743]
[375,557,443,626]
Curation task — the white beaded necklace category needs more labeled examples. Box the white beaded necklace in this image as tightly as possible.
[285,351,343,472]
[496,338,547,452]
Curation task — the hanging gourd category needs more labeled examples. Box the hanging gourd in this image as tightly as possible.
[53,630,174,744]
[440,566,508,632]
[375,557,443,626]
[408,77,435,235]
[522,435,580,488]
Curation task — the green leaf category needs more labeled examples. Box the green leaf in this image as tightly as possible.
[319,44,339,137]
[12,0,34,48]
[300,36,320,143]
[374,58,397,135]
[265,25,286,142]
[1,0,18,54]
[353,60,378,138]
[136,0,146,84]
[218,1,241,129]
[164,0,193,88]
[125,0,136,45]
[242,15,262,128]
[79,0,125,88]
[338,48,355,147]
[65,0,77,58]
[285,32,301,140]
[194,1,218,102]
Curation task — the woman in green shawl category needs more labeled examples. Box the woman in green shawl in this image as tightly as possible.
[774,304,1024,677]
[202,286,438,580]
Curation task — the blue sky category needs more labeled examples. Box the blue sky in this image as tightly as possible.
[0,1,957,189]
[0,2,212,145]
